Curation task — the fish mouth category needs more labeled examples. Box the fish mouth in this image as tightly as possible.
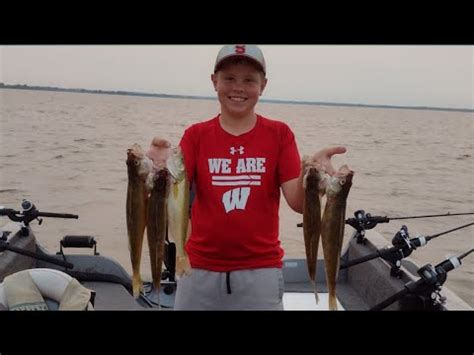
[303,163,353,195]
[326,168,354,194]
[302,162,329,193]
[139,156,154,176]
[127,143,145,159]
[335,164,353,177]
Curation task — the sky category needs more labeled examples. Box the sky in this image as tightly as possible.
[0,45,472,109]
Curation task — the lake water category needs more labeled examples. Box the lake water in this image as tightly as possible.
[1,88,473,306]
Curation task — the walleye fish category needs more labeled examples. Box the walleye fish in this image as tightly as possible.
[321,164,354,310]
[166,146,192,277]
[302,164,326,303]
[126,143,152,298]
[146,168,169,305]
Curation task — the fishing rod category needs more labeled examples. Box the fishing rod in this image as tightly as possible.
[0,199,78,269]
[0,199,78,237]
[0,239,74,269]
[370,248,473,311]
[345,210,474,244]
[339,222,473,277]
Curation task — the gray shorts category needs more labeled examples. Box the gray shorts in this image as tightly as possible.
[174,267,284,310]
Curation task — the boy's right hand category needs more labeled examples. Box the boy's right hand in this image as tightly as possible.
[145,137,172,169]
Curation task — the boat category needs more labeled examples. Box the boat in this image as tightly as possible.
[1,200,471,311]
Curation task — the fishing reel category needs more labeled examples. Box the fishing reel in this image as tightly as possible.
[384,265,444,310]
[345,210,390,244]
[20,199,44,236]
[395,262,450,310]
[371,250,472,311]
[2,199,44,236]
[339,225,415,276]
[0,199,78,237]
[386,225,416,277]
[161,232,177,295]
[162,241,176,279]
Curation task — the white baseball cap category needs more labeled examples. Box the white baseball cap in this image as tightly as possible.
[214,45,266,75]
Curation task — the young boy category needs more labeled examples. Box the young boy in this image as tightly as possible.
[147,45,346,310]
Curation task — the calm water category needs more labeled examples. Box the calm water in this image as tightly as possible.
[1,89,473,306]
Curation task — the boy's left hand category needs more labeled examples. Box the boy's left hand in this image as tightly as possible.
[305,146,347,176]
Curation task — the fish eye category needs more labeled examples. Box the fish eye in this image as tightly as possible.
[339,178,346,185]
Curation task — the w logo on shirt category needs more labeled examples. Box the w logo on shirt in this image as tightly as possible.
[222,187,250,213]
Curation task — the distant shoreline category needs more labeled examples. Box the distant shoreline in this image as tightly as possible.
[1,83,472,113]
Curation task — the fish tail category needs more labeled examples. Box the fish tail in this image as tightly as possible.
[130,243,144,298]
[147,169,168,293]
[148,239,161,290]
[328,294,338,311]
[132,273,143,298]
[311,280,320,304]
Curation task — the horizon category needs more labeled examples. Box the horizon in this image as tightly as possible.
[1,82,473,112]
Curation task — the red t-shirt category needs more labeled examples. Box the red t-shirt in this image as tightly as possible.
[179,114,301,271]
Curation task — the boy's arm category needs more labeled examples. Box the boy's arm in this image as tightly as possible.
[281,174,305,214]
